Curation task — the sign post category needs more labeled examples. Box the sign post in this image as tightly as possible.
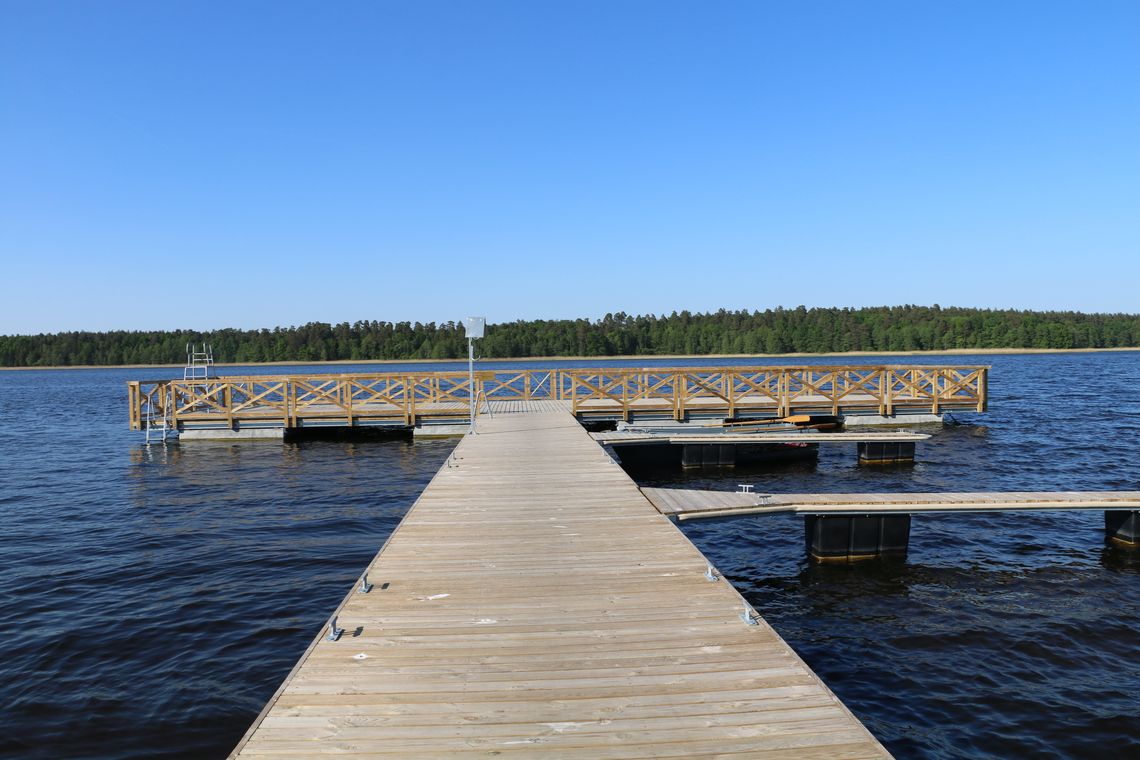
[463,317,485,433]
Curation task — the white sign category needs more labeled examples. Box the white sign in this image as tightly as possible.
[464,316,486,340]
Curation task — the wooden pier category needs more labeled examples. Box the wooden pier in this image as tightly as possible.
[230,404,891,758]
[642,488,1140,521]
[593,431,931,445]
[640,488,1140,560]
[129,364,987,435]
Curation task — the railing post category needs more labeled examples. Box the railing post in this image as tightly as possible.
[674,372,684,421]
[779,371,788,419]
[885,370,894,417]
[878,370,886,416]
[726,372,735,418]
[225,383,233,429]
[932,369,941,415]
[167,383,177,421]
[288,380,296,428]
[345,379,353,427]
[622,370,629,422]
[281,382,288,428]
[128,382,140,430]
[406,375,415,426]
[977,368,988,413]
[831,371,839,416]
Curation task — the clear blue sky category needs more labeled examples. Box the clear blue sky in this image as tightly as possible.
[2,1,1137,334]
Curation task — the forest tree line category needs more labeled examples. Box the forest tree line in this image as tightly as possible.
[2,306,1140,367]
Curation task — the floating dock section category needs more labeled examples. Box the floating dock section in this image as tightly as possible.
[129,364,988,439]
[594,430,930,467]
[231,405,890,758]
[641,488,1140,560]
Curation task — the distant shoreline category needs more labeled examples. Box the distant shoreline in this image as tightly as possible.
[2,346,1138,371]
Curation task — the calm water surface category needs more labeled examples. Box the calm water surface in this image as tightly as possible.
[1,353,1138,758]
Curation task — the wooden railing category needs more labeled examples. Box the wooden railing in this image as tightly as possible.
[128,365,988,430]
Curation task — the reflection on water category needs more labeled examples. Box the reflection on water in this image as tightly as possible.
[1101,544,1140,573]
[1,353,1139,758]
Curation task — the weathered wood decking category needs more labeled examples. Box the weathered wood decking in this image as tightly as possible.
[232,406,890,758]
[642,487,1140,521]
[593,431,931,445]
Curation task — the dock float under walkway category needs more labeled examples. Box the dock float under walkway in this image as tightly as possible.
[232,406,890,758]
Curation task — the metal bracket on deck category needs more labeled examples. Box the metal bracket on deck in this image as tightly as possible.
[327,615,344,641]
[358,574,373,594]
[738,484,754,493]
[705,564,720,582]
[741,602,757,626]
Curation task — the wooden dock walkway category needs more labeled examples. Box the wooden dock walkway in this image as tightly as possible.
[642,487,1140,521]
[593,431,931,445]
[231,407,891,758]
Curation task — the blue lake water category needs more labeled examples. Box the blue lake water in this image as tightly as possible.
[1,353,1138,758]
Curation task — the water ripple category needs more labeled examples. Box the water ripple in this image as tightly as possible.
[2,355,1140,758]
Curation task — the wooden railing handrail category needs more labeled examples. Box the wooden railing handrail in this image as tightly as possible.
[128,365,990,429]
[127,364,991,386]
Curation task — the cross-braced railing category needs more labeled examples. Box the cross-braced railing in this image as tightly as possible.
[128,364,988,430]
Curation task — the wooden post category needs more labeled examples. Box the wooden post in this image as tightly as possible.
[128,382,140,429]
[289,380,296,429]
[782,371,790,418]
[167,383,177,429]
[345,379,353,427]
[622,370,629,422]
[726,371,735,419]
[831,371,840,416]
[406,376,415,426]
[977,368,988,413]
[885,370,894,417]
[878,370,886,416]
[225,384,233,429]
[674,372,683,422]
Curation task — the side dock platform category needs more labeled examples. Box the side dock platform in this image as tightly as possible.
[230,406,890,758]
[129,365,988,439]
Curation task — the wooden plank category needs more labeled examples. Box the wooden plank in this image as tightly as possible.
[594,431,930,444]
[231,409,890,758]
[641,487,1140,520]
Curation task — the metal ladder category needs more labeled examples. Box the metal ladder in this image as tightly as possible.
[144,386,173,444]
[184,343,215,381]
[183,343,218,415]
